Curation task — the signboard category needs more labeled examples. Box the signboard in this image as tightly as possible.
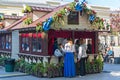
[68,11,79,25]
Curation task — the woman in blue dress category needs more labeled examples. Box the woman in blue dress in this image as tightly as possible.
[64,39,76,77]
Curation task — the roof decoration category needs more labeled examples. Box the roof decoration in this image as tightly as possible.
[24,18,33,25]
[35,0,111,32]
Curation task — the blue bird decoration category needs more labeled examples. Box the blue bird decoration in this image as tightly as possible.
[75,2,83,11]
[89,14,95,21]
[43,17,53,31]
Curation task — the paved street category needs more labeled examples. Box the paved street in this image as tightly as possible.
[0,63,120,80]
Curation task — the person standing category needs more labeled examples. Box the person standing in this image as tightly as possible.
[64,39,76,77]
[78,39,87,76]
[86,40,92,54]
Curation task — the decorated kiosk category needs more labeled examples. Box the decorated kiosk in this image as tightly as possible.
[1,0,111,78]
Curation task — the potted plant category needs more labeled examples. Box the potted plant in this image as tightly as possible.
[32,63,45,77]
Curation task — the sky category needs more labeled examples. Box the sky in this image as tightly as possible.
[63,0,120,9]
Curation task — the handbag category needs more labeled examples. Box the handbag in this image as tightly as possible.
[54,49,63,57]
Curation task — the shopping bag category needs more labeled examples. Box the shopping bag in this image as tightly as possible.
[54,49,63,57]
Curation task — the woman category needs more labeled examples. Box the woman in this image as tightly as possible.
[78,39,87,76]
[64,39,76,77]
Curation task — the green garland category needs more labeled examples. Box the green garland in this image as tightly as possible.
[24,18,32,25]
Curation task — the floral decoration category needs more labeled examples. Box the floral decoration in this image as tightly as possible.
[36,22,43,32]
[36,0,110,32]
[24,18,32,25]
[22,5,32,13]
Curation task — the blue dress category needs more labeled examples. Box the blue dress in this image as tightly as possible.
[64,43,76,77]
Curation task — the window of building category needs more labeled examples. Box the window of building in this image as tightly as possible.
[32,38,42,52]
[20,33,43,54]
[0,36,5,49]
[0,34,11,51]
[5,35,11,49]
[21,37,30,51]
[67,11,79,25]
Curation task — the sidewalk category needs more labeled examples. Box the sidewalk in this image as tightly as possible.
[0,63,120,80]
[0,66,27,78]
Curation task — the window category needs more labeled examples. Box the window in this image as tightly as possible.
[32,38,42,52]
[0,34,11,50]
[20,33,43,54]
[21,37,30,51]
[0,36,5,49]
[68,11,79,25]
[5,35,11,49]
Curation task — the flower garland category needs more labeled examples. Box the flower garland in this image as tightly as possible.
[24,18,32,25]
[35,0,110,32]
[36,22,43,32]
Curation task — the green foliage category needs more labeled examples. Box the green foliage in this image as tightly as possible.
[22,5,32,13]
[24,18,32,25]
[36,23,43,32]
[69,2,76,10]
[32,63,46,77]
[46,62,63,78]
[0,56,7,66]
[85,54,103,74]
[14,58,26,72]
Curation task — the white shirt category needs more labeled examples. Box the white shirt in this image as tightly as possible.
[64,43,74,52]
[78,44,87,60]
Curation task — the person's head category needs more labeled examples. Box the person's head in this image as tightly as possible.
[75,39,79,45]
[88,40,91,44]
[67,38,73,45]
[59,43,63,47]
[107,47,110,51]
[80,38,85,45]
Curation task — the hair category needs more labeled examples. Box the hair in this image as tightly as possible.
[75,39,79,45]
[79,38,85,44]
[88,39,91,43]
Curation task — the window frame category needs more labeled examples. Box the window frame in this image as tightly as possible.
[19,33,44,55]
[0,34,12,51]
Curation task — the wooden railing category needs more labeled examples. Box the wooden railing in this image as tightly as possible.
[0,51,11,58]
[18,53,51,63]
